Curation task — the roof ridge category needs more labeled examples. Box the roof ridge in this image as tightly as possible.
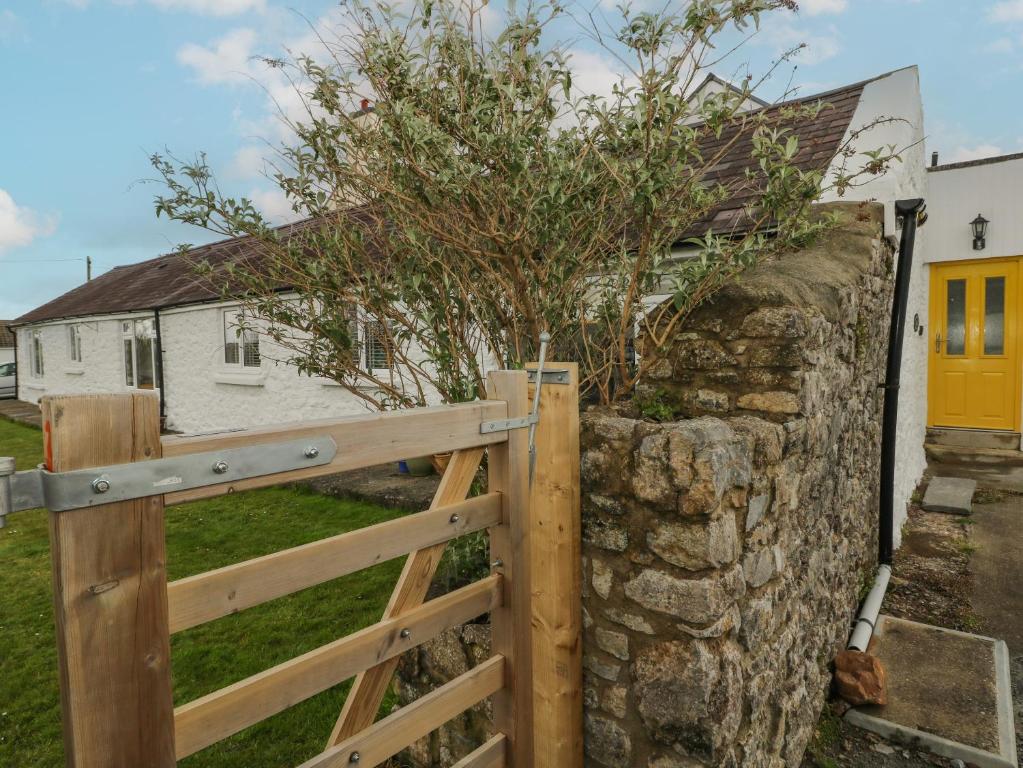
[929,150,1023,172]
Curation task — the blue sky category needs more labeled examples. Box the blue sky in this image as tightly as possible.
[1,0,1022,320]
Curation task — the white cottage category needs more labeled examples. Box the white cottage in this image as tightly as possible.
[12,66,930,526]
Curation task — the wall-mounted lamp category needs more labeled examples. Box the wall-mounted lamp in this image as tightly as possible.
[971,214,989,251]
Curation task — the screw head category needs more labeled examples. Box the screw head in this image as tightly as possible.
[449,513,460,524]
[212,460,229,475]
[349,752,360,764]
[91,477,111,494]
[490,558,504,569]
[400,628,412,639]
[304,446,320,459]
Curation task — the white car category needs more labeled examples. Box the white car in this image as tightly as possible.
[0,361,15,398]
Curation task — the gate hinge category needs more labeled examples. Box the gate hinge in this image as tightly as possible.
[0,436,337,514]
[479,414,538,434]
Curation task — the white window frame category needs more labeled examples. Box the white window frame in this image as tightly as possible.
[222,308,262,370]
[68,324,83,364]
[29,329,44,378]
[121,318,158,390]
[349,307,394,375]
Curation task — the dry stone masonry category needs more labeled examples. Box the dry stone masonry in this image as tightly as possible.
[394,203,894,767]
[581,203,892,767]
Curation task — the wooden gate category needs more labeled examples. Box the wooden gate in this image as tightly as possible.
[24,365,581,768]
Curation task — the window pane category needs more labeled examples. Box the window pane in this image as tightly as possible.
[242,332,261,367]
[124,338,134,386]
[365,321,391,369]
[135,335,155,389]
[984,277,1005,355]
[946,279,966,355]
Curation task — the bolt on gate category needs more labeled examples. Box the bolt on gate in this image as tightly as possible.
[0,365,582,768]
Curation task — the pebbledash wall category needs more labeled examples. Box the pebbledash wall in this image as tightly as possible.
[396,203,896,767]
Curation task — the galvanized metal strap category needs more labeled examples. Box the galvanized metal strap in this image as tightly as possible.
[2,436,337,513]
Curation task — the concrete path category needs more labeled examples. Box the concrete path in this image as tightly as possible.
[970,492,1023,760]
[0,399,41,428]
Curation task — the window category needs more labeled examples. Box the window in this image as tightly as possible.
[223,309,261,368]
[347,306,393,372]
[29,330,44,378]
[122,318,157,390]
[68,324,83,363]
[363,320,392,370]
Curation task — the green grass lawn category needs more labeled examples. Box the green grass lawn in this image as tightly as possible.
[0,417,408,767]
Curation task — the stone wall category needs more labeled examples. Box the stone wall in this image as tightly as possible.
[580,202,891,767]
[394,202,894,767]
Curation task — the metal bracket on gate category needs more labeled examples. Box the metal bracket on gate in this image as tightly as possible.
[1,436,337,514]
[479,414,539,434]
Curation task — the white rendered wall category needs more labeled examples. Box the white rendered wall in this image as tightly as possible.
[925,155,1023,264]
[15,301,491,435]
[159,303,375,433]
[15,315,139,404]
[821,65,929,546]
[0,347,12,365]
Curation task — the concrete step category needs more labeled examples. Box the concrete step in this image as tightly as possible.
[926,427,1021,451]
[925,443,1023,467]
[921,476,976,514]
[925,444,1023,492]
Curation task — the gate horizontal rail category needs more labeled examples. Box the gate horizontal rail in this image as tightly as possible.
[19,366,580,768]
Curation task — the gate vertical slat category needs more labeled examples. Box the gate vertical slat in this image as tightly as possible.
[43,392,175,767]
[486,370,534,768]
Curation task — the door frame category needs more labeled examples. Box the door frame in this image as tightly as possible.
[927,255,1023,432]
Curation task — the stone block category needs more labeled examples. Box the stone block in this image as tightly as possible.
[592,558,614,599]
[737,391,801,415]
[646,514,739,570]
[585,714,632,767]
[624,566,744,625]
[595,627,630,660]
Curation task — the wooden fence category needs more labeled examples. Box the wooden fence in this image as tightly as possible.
[29,365,581,768]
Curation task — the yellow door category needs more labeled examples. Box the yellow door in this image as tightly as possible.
[928,258,1021,430]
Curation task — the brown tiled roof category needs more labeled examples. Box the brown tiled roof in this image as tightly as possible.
[14,74,880,326]
[11,218,326,326]
[678,77,868,240]
[0,322,14,347]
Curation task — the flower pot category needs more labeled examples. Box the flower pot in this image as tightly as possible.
[404,456,435,477]
[431,451,453,475]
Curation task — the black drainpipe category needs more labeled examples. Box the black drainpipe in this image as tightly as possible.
[153,307,167,430]
[878,198,927,565]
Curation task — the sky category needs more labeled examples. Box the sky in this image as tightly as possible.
[1,0,1022,320]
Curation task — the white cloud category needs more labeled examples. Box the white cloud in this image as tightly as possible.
[247,187,299,224]
[989,0,1023,22]
[0,10,23,42]
[985,37,1015,53]
[798,0,848,16]
[177,28,258,85]
[0,189,57,253]
[565,50,631,101]
[229,145,269,180]
[760,17,841,66]
[150,0,265,15]
[948,144,1004,163]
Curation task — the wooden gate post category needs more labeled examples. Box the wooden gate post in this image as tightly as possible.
[486,370,534,768]
[526,362,582,768]
[42,393,176,767]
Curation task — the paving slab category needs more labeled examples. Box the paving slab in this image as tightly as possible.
[922,476,977,514]
[845,614,1017,768]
